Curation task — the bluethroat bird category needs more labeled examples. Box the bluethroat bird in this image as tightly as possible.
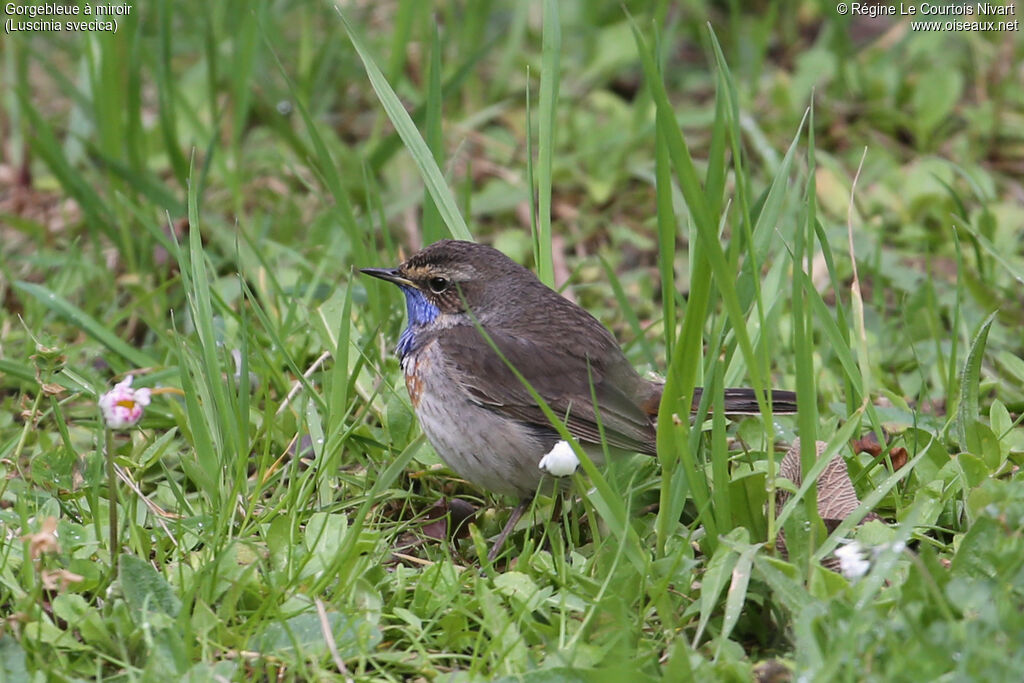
[363,240,797,559]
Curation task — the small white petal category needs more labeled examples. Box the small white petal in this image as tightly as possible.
[835,541,871,579]
[538,440,580,477]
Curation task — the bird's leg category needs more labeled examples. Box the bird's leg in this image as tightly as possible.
[487,496,532,562]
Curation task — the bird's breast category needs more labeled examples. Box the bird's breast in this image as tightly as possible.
[398,338,557,497]
[401,352,425,408]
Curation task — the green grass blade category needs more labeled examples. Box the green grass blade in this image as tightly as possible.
[654,119,678,358]
[792,104,821,539]
[533,0,561,286]
[155,0,188,183]
[958,221,1024,286]
[812,437,934,563]
[335,6,472,242]
[628,18,711,230]
[387,0,418,82]
[264,25,362,251]
[693,529,741,646]
[774,413,864,533]
[636,19,769,405]
[704,75,728,221]
[956,311,997,451]
[716,534,759,658]
[13,282,156,369]
[599,257,657,368]
[710,361,733,532]
[422,23,445,244]
[366,40,492,170]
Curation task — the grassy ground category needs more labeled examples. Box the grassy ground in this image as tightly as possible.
[2,0,1024,680]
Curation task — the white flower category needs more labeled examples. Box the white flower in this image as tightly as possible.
[98,375,151,430]
[834,540,907,580]
[538,440,580,477]
[834,541,871,579]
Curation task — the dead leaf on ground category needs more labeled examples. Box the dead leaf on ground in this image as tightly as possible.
[775,439,881,571]
[851,430,909,470]
[21,517,59,559]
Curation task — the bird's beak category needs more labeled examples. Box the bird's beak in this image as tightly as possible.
[360,267,415,288]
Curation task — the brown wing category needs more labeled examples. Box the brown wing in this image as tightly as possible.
[433,324,658,455]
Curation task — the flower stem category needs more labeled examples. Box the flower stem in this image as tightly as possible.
[106,429,118,563]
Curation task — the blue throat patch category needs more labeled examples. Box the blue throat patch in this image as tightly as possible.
[396,286,440,358]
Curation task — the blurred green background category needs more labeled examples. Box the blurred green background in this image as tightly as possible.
[2,1,1024,680]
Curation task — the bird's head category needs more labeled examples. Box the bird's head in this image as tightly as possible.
[361,239,533,324]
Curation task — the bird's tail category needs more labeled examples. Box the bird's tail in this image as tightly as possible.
[640,385,798,417]
[692,387,798,415]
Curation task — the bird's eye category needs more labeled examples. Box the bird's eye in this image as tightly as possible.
[427,276,450,294]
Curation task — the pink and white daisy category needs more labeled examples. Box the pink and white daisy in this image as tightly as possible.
[98,375,151,430]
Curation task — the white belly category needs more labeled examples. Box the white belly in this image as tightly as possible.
[403,340,557,498]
